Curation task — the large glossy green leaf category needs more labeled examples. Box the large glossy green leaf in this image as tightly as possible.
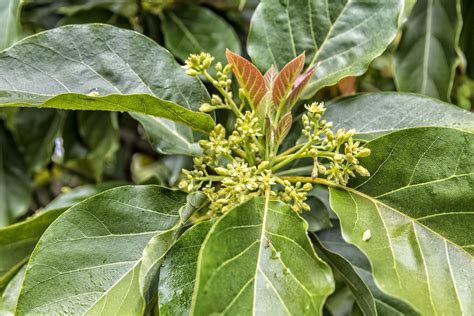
[0,123,31,226]
[324,93,474,141]
[329,127,474,314]
[159,221,212,316]
[16,186,199,315]
[0,24,214,133]
[316,225,419,315]
[394,0,463,101]
[248,0,403,96]
[192,197,334,315]
[0,0,22,50]
[43,182,127,212]
[161,4,241,65]
[0,209,64,288]
[139,192,208,311]
[0,266,25,315]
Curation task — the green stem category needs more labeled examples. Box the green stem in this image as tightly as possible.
[234,148,248,160]
[271,141,313,171]
[203,70,242,118]
[197,175,225,181]
[280,176,339,188]
[252,135,265,153]
[243,143,256,165]
[274,144,304,163]
[275,165,313,176]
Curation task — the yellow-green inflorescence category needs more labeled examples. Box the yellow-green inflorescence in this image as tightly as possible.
[179,52,371,216]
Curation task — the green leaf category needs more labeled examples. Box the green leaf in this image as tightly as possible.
[0,123,31,226]
[1,93,214,134]
[130,113,202,156]
[316,225,419,315]
[0,265,25,315]
[0,24,214,133]
[248,0,403,96]
[329,127,474,314]
[0,209,64,288]
[139,192,208,310]
[16,186,198,315]
[13,109,66,172]
[311,233,376,316]
[325,286,356,316]
[324,93,474,141]
[161,4,241,65]
[192,197,334,315]
[43,182,127,212]
[159,221,212,316]
[394,0,463,101]
[0,0,22,50]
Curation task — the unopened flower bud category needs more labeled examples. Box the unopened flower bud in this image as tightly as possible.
[326,130,334,141]
[211,94,223,106]
[345,128,356,140]
[186,68,200,76]
[199,103,213,112]
[357,148,371,157]
[214,167,230,176]
[336,129,345,144]
[355,165,370,177]
[223,64,232,74]
[258,161,270,171]
[318,164,327,174]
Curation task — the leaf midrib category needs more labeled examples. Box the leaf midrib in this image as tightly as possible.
[2,0,19,47]
[420,0,433,94]
[307,0,352,67]
[252,195,270,314]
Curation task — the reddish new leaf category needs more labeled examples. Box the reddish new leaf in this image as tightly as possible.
[275,112,293,145]
[285,65,317,111]
[226,49,267,108]
[272,53,305,110]
[264,65,278,88]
